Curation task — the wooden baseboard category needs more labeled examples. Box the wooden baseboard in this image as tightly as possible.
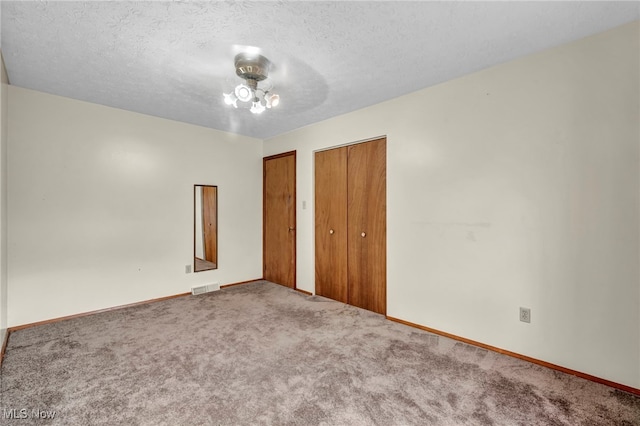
[295,288,313,296]
[8,293,190,332]
[386,316,640,396]
[0,329,9,367]
[11,281,633,396]
[220,278,263,289]
[8,278,263,333]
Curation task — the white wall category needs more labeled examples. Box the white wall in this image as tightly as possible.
[7,87,263,326]
[0,52,8,345]
[264,22,640,388]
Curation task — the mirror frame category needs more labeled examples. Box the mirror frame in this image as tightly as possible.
[194,184,218,272]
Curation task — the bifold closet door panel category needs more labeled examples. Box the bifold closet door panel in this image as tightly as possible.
[347,139,387,315]
[315,147,348,303]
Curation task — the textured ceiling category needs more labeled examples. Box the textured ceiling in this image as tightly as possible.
[1,1,638,140]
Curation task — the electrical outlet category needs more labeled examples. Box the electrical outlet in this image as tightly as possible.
[519,307,531,323]
[185,264,192,274]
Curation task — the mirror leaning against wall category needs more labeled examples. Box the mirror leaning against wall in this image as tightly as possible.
[194,185,218,272]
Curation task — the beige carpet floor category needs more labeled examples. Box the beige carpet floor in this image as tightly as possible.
[1,281,638,425]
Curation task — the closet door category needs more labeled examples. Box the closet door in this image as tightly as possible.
[347,138,386,314]
[315,147,348,303]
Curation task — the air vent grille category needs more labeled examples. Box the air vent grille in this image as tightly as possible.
[191,283,220,295]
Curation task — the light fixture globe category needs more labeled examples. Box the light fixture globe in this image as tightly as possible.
[250,100,266,114]
[265,93,280,108]
[223,92,237,108]
[234,84,253,102]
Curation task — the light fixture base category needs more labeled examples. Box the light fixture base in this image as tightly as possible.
[234,53,270,82]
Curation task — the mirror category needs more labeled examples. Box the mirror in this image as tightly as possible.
[194,185,218,272]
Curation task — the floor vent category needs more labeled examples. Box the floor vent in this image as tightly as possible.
[191,283,220,295]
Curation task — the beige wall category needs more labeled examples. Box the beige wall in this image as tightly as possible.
[0,51,8,345]
[7,87,263,326]
[264,22,640,388]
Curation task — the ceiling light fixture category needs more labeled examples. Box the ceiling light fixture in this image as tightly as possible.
[223,53,279,114]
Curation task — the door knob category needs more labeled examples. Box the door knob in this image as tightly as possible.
[361,232,366,238]
[329,229,334,235]
[289,227,295,231]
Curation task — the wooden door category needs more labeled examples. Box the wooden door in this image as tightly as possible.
[202,186,217,264]
[315,147,348,303]
[347,138,386,314]
[263,151,296,288]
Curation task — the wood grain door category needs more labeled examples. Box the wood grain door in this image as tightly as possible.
[202,186,217,264]
[315,147,348,303]
[263,151,296,288]
[347,138,386,314]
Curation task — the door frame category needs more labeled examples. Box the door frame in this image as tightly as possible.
[263,150,297,289]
